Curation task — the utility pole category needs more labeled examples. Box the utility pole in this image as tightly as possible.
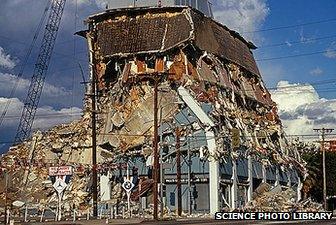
[89,33,98,218]
[4,170,8,225]
[153,77,159,220]
[176,128,182,216]
[159,107,164,219]
[187,134,192,215]
[314,128,334,210]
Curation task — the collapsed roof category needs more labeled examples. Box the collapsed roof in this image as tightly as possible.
[85,6,260,77]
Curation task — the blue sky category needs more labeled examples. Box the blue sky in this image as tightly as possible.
[0,0,336,152]
[254,0,336,96]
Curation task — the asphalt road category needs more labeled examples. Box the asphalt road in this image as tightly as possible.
[9,218,336,225]
[147,219,336,225]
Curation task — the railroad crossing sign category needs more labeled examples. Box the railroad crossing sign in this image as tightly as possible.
[122,164,135,216]
[53,178,67,193]
[122,179,135,192]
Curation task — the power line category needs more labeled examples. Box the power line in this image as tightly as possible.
[0,0,51,129]
[1,112,82,120]
[258,34,336,49]
[256,49,336,61]
[244,18,336,33]
[268,78,336,90]
[0,35,88,69]
[1,132,335,145]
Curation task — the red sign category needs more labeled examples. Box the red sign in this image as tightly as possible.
[49,166,73,176]
[329,141,336,151]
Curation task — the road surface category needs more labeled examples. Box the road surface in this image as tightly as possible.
[12,218,336,225]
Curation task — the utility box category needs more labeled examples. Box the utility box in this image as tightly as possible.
[104,0,213,17]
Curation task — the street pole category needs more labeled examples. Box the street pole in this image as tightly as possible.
[159,107,164,218]
[4,170,8,225]
[153,77,159,220]
[90,36,98,218]
[57,193,62,221]
[314,128,334,210]
[176,128,182,216]
[187,134,192,215]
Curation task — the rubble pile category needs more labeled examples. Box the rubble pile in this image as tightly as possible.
[245,183,323,212]
[0,6,308,214]
[82,6,306,171]
[0,114,115,210]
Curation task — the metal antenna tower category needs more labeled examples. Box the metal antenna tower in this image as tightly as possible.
[14,0,67,144]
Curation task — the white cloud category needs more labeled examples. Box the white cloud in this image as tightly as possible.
[309,67,323,76]
[324,41,336,59]
[213,0,270,42]
[0,47,17,69]
[0,97,82,130]
[74,0,91,6]
[33,105,82,130]
[271,81,336,137]
[299,29,315,44]
[271,81,319,112]
[0,73,71,98]
[285,41,292,47]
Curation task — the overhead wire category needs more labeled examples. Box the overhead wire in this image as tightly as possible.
[0,0,51,129]
[1,13,336,144]
[256,48,336,61]
[258,34,336,49]
[243,18,336,33]
[1,132,333,145]
[71,0,78,121]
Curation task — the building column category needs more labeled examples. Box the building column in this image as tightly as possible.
[287,169,292,187]
[100,171,111,201]
[231,159,238,209]
[207,130,219,215]
[275,166,280,186]
[297,173,302,202]
[247,156,253,202]
[262,163,267,183]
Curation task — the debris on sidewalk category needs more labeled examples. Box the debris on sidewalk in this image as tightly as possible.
[245,183,323,212]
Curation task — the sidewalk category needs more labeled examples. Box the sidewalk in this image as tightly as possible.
[18,218,145,225]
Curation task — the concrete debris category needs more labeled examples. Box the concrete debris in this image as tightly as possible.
[0,6,308,216]
[245,183,323,212]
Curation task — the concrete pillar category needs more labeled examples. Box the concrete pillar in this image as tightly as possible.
[231,159,238,209]
[247,156,253,202]
[287,169,292,187]
[100,171,111,201]
[262,163,266,183]
[207,131,219,215]
[297,174,302,202]
[275,166,280,186]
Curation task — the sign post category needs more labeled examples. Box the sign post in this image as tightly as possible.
[53,178,67,221]
[49,166,73,221]
[122,166,134,217]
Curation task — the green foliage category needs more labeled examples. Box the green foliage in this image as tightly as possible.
[302,151,336,203]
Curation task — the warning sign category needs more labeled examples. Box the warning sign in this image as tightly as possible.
[49,166,73,176]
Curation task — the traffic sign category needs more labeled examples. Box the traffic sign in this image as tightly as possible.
[49,166,73,176]
[122,179,135,192]
[53,178,67,193]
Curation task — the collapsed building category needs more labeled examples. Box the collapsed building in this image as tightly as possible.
[0,5,307,216]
